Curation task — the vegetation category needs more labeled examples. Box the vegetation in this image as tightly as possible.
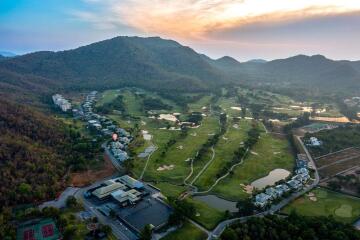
[282,188,360,223]
[305,124,360,157]
[221,213,360,240]
[96,95,125,114]
[161,221,207,240]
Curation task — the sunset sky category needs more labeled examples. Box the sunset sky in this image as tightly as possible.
[1,0,360,60]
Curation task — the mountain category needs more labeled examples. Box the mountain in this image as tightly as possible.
[246,59,267,63]
[0,36,230,104]
[0,99,70,206]
[211,54,360,93]
[0,51,17,57]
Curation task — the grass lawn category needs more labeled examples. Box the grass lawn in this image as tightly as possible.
[161,221,207,240]
[187,197,226,230]
[139,116,219,184]
[194,119,252,189]
[188,95,213,112]
[96,89,120,106]
[282,187,360,223]
[154,182,186,198]
[211,133,295,201]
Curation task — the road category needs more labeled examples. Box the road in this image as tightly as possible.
[75,181,138,240]
[206,135,320,239]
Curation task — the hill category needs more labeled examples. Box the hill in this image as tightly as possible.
[211,54,360,93]
[0,51,17,57]
[0,36,229,104]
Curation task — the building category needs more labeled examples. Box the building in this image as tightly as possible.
[118,175,144,189]
[265,187,278,199]
[17,218,61,240]
[287,179,302,191]
[52,94,71,112]
[111,189,142,206]
[92,182,126,200]
[274,184,289,196]
[309,137,322,146]
[254,193,271,208]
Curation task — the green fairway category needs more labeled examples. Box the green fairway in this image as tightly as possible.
[96,89,120,106]
[194,119,252,190]
[282,188,360,223]
[161,221,207,240]
[188,95,213,112]
[187,197,226,230]
[211,133,295,201]
[139,116,219,184]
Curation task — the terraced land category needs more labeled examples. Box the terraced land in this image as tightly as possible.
[315,147,360,180]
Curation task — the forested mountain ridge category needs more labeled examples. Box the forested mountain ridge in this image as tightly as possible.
[0,99,100,207]
[0,36,229,102]
[211,54,360,93]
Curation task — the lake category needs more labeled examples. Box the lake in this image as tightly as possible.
[251,168,291,190]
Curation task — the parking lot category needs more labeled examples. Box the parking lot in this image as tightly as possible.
[81,181,172,239]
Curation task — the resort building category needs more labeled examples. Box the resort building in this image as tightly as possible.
[92,182,126,200]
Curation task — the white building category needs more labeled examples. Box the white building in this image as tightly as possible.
[52,94,72,112]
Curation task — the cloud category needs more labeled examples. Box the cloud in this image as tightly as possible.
[76,0,360,39]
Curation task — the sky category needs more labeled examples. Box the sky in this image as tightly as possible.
[1,0,360,61]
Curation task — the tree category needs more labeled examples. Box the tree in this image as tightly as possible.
[140,224,152,240]
[236,198,255,216]
[222,228,238,240]
[66,196,78,208]
[18,183,32,195]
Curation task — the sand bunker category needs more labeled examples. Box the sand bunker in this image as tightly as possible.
[251,151,259,155]
[191,133,197,137]
[158,114,178,122]
[273,152,281,155]
[223,136,228,140]
[177,145,184,150]
[141,130,152,141]
[233,124,239,129]
[157,164,175,171]
[309,197,317,202]
[231,106,242,111]
[240,184,254,194]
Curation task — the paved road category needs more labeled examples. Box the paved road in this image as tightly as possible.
[206,136,320,239]
[75,181,137,240]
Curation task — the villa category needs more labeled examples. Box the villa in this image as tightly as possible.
[254,193,271,208]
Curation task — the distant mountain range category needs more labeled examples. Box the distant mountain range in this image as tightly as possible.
[0,36,360,105]
[0,51,17,57]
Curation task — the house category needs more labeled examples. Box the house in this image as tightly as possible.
[287,179,302,191]
[309,137,321,146]
[265,187,278,199]
[296,159,308,169]
[296,168,309,176]
[279,184,290,193]
[254,193,271,208]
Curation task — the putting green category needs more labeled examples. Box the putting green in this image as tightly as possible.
[335,204,352,218]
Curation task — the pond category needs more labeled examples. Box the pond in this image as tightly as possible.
[251,168,291,190]
[193,195,238,212]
